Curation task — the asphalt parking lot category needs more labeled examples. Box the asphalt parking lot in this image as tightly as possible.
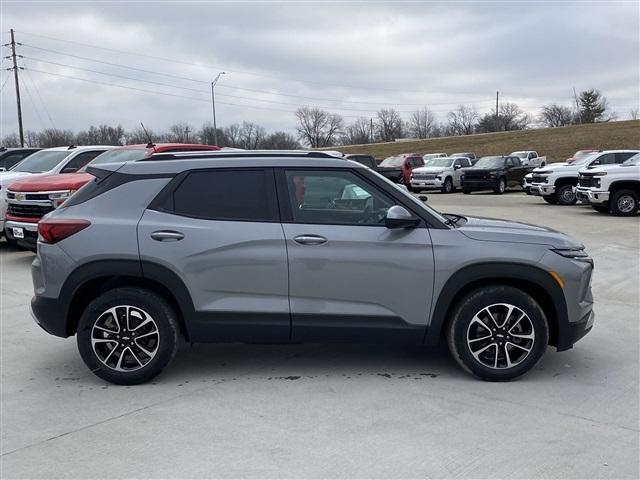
[1,191,638,479]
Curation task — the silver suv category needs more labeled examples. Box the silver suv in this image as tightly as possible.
[30,151,595,384]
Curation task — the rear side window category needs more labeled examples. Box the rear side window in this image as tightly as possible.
[615,152,636,163]
[171,169,278,222]
[62,150,107,173]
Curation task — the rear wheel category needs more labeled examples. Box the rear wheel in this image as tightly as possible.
[610,189,639,216]
[446,285,548,381]
[77,287,179,385]
[556,184,577,206]
[543,195,557,204]
[494,177,506,194]
[462,189,471,195]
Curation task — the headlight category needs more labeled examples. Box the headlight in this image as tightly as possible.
[552,247,593,264]
[49,190,76,208]
[488,170,499,176]
[594,172,607,176]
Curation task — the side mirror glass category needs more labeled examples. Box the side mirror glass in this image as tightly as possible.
[385,205,420,229]
[454,165,460,170]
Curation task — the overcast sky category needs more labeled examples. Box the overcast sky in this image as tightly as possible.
[0,1,638,138]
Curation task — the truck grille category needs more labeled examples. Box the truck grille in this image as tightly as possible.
[7,203,53,218]
[6,192,49,200]
[413,173,436,180]
[579,176,595,187]
[531,175,547,183]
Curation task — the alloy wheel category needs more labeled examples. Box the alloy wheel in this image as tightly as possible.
[617,194,636,214]
[91,305,160,372]
[560,188,575,204]
[466,303,535,369]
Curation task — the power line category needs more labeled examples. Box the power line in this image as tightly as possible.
[19,43,492,108]
[19,74,46,128]
[21,60,55,128]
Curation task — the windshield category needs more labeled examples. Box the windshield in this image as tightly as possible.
[10,150,69,173]
[80,148,148,170]
[623,153,640,166]
[474,156,505,168]
[572,153,599,166]
[511,151,527,158]
[379,156,404,167]
[426,158,454,167]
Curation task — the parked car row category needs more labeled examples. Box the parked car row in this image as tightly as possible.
[0,143,221,250]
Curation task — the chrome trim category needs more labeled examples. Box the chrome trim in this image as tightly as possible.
[5,220,38,232]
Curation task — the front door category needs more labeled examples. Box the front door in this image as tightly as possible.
[277,168,435,343]
[137,168,290,343]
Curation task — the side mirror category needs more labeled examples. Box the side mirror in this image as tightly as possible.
[418,195,428,202]
[0,167,5,172]
[454,165,461,170]
[385,205,420,229]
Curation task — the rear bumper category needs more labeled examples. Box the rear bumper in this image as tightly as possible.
[30,294,68,337]
[530,183,556,196]
[575,187,609,205]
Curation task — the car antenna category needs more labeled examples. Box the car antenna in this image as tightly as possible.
[140,122,156,151]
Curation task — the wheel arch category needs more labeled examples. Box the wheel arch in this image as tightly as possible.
[62,260,195,340]
[554,176,578,187]
[424,262,568,349]
[609,180,640,195]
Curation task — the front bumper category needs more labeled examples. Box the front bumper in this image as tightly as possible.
[4,220,38,250]
[461,178,498,190]
[575,187,609,205]
[411,178,443,189]
[530,183,556,196]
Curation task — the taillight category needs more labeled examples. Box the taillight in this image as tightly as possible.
[38,218,90,244]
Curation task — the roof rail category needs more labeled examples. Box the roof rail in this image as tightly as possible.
[142,150,343,161]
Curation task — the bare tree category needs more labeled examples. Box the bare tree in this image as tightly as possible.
[260,131,300,149]
[539,103,575,127]
[447,105,478,136]
[162,122,195,143]
[76,124,125,145]
[406,107,436,139]
[342,117,372,145]
[238,121,267,149]
[295,107,344,148]
[1,133,21,147]
[630,108,639,121]
[223,124,242,148]
[125,126,156,144]
[198,122,225,146]
[35,128,76,147]
[375,108,403,142]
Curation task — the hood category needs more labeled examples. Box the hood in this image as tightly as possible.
[458,216,581,248]
[7,173,93,192]
[0,171,34,187]
[534,163,576,172]
[412,166,452,174]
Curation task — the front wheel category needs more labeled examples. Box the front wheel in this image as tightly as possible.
[462,189,471,195]
[494,177,506,194]
[446,285,549,381]
[610,189,639,216]
[556,185,577,206]
[77,287,180,385]
[441,177,454,194]
[543,195,558,204]
[591,204,610,213]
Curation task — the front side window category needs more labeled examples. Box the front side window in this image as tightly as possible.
[171,169,277,221]
[284,170,394,226]
[592,153,615,165]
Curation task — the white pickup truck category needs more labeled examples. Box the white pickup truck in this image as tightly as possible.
[410,156,473,193]
[529,150,639,205]
[575,152,640,215]
[510,151,546,167]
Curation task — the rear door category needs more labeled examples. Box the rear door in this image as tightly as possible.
[137,168,290,342]
[276,167,434,343]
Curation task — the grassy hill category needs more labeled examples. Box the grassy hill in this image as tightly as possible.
[322,120,640,163]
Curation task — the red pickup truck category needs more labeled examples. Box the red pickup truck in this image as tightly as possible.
[5,143,220,250]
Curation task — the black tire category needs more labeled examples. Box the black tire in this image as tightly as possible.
[591,204,610,213]
[543,195,558,204]
[493,177,506,194]
[441,177,454,194]
[556,184,577,206]
[462,189,471,195]
[524,187,531,195]
[77,287,180,385]
[446,285,548,381]
[610,189,639,216]
[4,236,19,248]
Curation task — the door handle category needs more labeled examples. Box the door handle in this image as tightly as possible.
[293,234,328,246]
[151,230,184,242]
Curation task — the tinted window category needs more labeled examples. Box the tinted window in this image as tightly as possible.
[615,152,636,163]
[284,170,394,226]
[0,153,31,170]
[62,150,107,173]
[11,150,69,173]
[592,153,615,165]
[347,155,376,169]
[172,169,276,221]
[85,148,148,168]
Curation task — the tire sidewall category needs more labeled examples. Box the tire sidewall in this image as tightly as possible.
[448,286,549,381]
[442,177,453,193]
[611,190,638,216]
[557,185,577,205]
[77,288,179,385]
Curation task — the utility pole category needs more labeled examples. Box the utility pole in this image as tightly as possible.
[370,118,373,143]
[573,87,581,124]
[184,126,190,143]
[495,91,499,132]
[211,71,226,146]
[8,29,24,147]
